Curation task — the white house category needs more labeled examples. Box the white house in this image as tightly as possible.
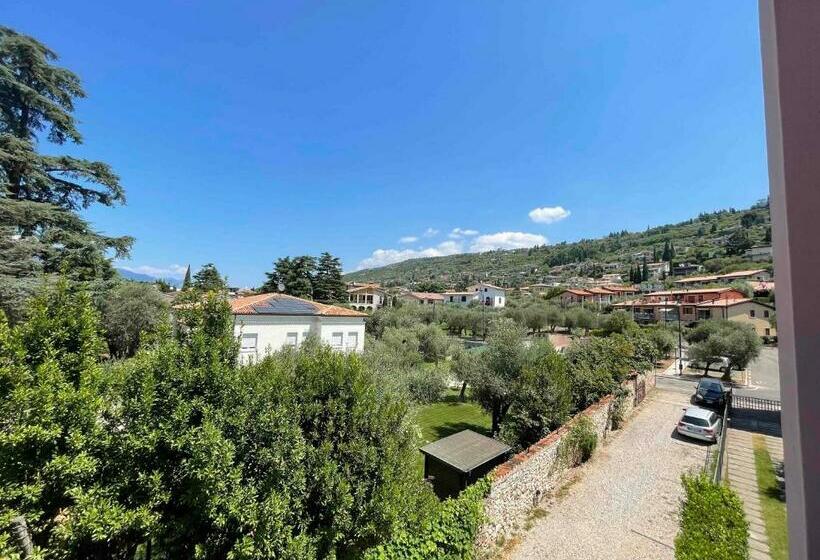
[466,283,506,308]
[231,293,367,363]
[400,292,445,306]
[346,283,386,311]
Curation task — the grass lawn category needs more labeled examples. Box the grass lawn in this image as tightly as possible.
[413,388,492,445]
[752,435,788,560]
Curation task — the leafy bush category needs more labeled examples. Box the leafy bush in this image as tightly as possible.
[609,387,629,430]
[600,310,638,336]
[675,473,749,560]
[363,477,491,560]
[407,366,448,404]
[558,416,598,467]
[99,281,169,357]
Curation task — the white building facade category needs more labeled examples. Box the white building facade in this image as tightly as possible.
[467,283,506,308]
[232,293,366,363]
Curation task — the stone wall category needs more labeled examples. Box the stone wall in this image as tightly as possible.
[476,371,654,549]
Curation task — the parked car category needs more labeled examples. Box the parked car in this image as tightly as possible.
[677,406,723,443]
[693,377,731,409]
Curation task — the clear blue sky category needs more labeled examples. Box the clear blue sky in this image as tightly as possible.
[5,1,768,286]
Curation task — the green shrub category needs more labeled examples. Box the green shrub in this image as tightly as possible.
[609,387,629,430]
[407,366,448,404]
[675,473,749,560]
[558,416,598,467]
[363,477,491,559]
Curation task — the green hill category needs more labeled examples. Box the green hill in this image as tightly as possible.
[344,200,772,289]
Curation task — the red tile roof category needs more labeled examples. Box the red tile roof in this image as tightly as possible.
[405,292,445,301]
[230,293,368,317]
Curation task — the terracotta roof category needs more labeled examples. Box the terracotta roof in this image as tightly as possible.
[405,292,445,301]
[696,298,774,309]
[230,293,367,317]
[673,275,720,284]
[562,288,592,296]
[718,269,768,279]
[346,284,384,293]
[587,287,616,295]
[601,285,639,292]
[645,287,739,297]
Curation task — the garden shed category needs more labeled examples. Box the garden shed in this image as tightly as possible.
[420,430,511,499]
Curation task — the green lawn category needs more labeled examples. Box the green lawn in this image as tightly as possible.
[413,388,492,446]
[753,435,788,560]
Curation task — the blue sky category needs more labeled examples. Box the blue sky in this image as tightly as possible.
[5,1,768,286]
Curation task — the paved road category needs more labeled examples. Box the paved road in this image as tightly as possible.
[506,390,709,560]
[735,346,780,400]
[656,346,781,401]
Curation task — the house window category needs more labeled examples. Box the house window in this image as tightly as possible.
[366,295,373,304]
[764,310,770,318]
[461,295,467,302]
[449,296,454,302]
[750,309,756,318]
[347,332,359,350]
[285,332,298,347]
[698,295,704,302]
[683,306,694,315]
[765,328,771,336]
[240,333,258,353]
[484,288,488,292]
[331,332,343,349]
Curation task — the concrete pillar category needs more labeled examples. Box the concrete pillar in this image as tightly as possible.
[759,2,820,557]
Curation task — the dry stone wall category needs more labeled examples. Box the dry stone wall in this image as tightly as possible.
[476,371,654,549]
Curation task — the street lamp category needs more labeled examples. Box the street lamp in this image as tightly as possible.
[677,294,684,374]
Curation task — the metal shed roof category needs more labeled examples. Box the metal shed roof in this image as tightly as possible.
[419,430,511,474]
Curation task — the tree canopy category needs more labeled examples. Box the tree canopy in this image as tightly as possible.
[0,27,132,320]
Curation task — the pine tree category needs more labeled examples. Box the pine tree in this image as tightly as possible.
[262,256,316,299]
[182,265,192,290]
[652,245,658,262]
[313,252,346,303]
[192,263,227,292]
[0,27,132,319]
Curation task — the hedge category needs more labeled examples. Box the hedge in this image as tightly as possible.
[364,477,491,559]
[675,473,749,560]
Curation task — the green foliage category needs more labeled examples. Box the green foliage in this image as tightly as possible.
[0,27,133,321]
[675,473,749,560]
[646,327,677,358]
[313,252,346,303]
[415,323,450,363]
[362,477,491,560]
[600,310,638,336]
[99,281,169,357]
[686,320,762,377]
[725,230,753,257]
[500,352,573,450]
[191,262,227,292]
[558,417,598,467]
[407,365,448,404]
[1,286,435,558]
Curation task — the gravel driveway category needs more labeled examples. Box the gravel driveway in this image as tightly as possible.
[506,390,709,560]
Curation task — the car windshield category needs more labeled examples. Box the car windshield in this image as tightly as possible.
[699,380,723,393]
[682,415,709,427]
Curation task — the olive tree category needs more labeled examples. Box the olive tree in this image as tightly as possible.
[100,281,169,357]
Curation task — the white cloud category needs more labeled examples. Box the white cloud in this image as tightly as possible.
[399,236,418,244]
[118,263,188,278]
[422,227,439,238]
[356,240,463,270]
[448,228,479,239]
[469,232,547,252]
[529,206,571,224]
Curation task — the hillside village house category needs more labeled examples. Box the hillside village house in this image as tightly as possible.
[744,245,774,262]
[673,268,773,287]
[401,291,445,306]
[442,283,506,308]
[346,283,385,311]
[231,293,367,363]
[696,299,776,338]
[554,285,637,306]
[611,287,775,336]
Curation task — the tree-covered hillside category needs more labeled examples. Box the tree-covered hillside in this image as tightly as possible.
[345,200,772,288]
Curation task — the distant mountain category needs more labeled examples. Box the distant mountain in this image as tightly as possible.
[116,268,182,287]
[344,200,772,288]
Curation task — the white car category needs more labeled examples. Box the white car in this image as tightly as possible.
[677,406,723,443]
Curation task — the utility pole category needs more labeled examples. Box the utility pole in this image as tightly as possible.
[677,295,684,374]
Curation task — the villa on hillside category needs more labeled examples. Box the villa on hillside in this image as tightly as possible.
[554,285,638,306]
[231,293,367,363]
[442,282,506,308]
[612,287,776,337]
[673,268,772,287]
[346,283,386,311]
[401,291,445,306]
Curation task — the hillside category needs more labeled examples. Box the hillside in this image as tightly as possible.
[344,200,772,288]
